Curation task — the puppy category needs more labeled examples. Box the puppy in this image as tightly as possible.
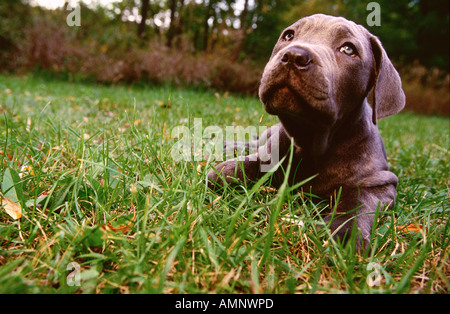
[208,14,405,248]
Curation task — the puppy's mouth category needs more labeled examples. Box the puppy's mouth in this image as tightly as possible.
[261,85,309,116]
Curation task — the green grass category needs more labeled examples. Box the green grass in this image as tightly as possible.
[0,74,448,294]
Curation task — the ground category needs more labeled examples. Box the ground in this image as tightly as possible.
[0,74,448,293]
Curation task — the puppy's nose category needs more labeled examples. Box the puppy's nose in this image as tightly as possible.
[280,46,312,69]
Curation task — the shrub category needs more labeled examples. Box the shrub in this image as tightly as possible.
[3,12,448,116]
[399,62,450,116]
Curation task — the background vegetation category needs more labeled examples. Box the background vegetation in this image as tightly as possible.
[0,0,449,114]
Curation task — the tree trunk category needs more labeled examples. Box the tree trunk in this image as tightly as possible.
[231,0,249,61]
[202,0,214,52]
[137,0,150,39]
[167,0,177,47]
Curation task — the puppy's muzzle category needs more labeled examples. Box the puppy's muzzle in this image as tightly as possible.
[280,46,313,71]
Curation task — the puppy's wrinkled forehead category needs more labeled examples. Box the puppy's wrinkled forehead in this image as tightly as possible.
[283,14,369,45]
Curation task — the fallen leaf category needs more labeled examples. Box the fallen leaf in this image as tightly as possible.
[101,205,136,234]
[0,195,22,219]
[396,224,424,233]
[0,151,14,161]
[102,223,130,234]
[2,168,24,203]
[155,99,171,108]
[20,165,34,178]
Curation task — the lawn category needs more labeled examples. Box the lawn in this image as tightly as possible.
[0,74,448,294]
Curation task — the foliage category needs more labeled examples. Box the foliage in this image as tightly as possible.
[0,0,448,66]
[0,74,448,293]
[0,0,31,69]
[0,1,448,115]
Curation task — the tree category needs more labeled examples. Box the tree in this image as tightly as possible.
[230,0,249,61]
[137,0,150,39]
[202,0,215,52]
[167,0,186,48]
[0,0,31,69]
[416,0,449,69]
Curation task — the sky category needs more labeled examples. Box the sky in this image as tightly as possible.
[30,0,121,10]
[29,0,250,27]
[30,0,250,11]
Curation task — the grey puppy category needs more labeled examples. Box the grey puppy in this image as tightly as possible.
[207,14,405,248]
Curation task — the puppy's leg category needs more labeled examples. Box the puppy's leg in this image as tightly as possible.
[223,140,259,157]
[324,183,397,250]
[207,124,289,191]
[223,124,280,157]
[206,155,261,191]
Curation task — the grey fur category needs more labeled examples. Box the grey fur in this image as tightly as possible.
[207,14,405,249]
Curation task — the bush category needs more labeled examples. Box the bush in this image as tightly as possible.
[9,14,260,95]
[399,62,450,116]
[2,11,448,115]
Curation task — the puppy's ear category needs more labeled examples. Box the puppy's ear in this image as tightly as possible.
[369,36,406,123]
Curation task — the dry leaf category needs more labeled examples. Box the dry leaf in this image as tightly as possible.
[102,223,130,234]
[396,224,424,233]
[20,165,34,178]
[155,99,171,108]
[101,205,136,234]
[1,195,22,220]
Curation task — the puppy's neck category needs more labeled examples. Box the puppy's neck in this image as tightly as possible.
[277,100,371,158]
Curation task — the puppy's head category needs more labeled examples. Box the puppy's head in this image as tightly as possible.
[259,14,405,154]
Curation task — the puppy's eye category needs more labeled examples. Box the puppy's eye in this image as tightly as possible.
[282,30,295,41]
[339,43,357,57]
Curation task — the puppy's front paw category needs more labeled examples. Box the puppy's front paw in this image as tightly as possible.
[324,213,371,251]
[206,168,222,191]
[206,161,234,192]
